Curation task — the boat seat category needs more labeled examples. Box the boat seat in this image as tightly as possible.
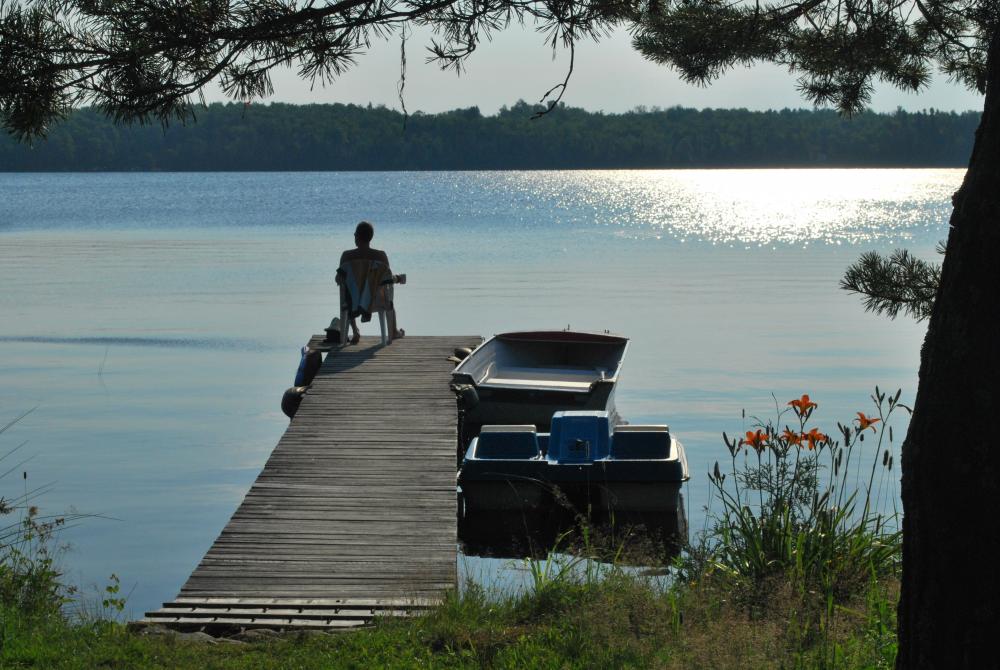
[482,365,598,390]
[611,425,672,460]
[475,425,541,460]
[549,411,612,462]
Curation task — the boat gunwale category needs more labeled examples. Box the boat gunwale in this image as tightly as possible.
[452,330,630,388]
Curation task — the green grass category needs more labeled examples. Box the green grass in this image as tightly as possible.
[0,567,898,669]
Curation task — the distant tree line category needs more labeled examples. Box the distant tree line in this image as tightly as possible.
[0,101,979,171]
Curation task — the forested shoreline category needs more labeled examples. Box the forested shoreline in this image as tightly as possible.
[0,101,979,171]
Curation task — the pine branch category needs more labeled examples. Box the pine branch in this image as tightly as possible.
[1,0,632,140]
[840,248,942,321]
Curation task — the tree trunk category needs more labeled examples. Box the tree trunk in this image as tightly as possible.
[896,31,1000,668]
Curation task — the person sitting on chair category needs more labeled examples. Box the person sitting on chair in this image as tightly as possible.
[338,221,404,344]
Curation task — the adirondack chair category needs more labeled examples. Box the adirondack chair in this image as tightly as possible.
[336,259,398,346]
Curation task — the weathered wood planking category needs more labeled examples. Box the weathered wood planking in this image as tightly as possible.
[141,335,479,632]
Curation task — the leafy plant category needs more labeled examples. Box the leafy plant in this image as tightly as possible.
[0,411,85,622]
[100,574,126,615]
[705,389,905,601]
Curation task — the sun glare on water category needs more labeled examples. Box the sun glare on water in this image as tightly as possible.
[516,168,961,246]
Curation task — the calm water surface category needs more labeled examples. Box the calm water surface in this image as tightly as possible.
[0,169,957,614]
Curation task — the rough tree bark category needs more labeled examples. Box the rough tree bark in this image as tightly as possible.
[897,30,1000,668]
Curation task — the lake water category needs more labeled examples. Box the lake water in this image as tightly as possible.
[0,169,957,616]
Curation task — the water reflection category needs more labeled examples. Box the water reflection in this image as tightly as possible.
[1,169,959,246]
[564,169,955,245]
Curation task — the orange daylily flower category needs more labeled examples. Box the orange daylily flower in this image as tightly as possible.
[782,427,802,446]
[803,427,829,450]
[856,412,881,432]
[741,429,768,453]
[788,394,818,416]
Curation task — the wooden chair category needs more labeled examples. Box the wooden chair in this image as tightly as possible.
[337,259,397,346]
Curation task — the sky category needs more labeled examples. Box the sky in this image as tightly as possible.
[205,25,986,115]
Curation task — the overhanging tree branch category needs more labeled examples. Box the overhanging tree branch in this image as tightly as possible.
[840,246,943,321]
[1,0,636,139]
[3,0,991,139]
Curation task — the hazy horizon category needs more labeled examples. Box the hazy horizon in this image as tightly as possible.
[201,25,985,116]
[200,98,985,115]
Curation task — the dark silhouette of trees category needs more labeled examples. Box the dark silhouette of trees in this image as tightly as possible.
[0,102,980,170]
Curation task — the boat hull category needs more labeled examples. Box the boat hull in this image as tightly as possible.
[459,457,687,514]
[598,482,685,513]
[458,460,549,511]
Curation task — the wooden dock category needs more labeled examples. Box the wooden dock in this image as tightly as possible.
[141,335,479,632]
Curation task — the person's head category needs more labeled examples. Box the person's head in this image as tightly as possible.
[354,221,374,247]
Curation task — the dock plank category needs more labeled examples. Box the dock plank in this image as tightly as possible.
[140,335,479,633]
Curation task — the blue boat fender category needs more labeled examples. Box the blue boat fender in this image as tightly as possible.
[281,385,310,419]
[294,346,322,386]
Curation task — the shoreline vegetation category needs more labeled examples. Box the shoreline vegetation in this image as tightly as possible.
[2,391,902,668]
[4,575,899,669]
[0,101,978,172]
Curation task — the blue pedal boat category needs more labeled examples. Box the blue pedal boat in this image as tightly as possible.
[458,410,689,515]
